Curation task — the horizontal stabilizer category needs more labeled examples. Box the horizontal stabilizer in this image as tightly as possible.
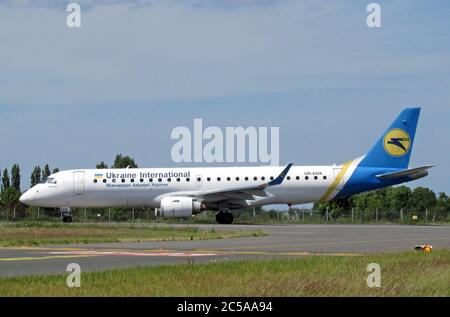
[376,165,434,181]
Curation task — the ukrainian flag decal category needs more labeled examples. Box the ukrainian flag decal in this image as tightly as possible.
[383,129,411,157]
[94,173,103,179]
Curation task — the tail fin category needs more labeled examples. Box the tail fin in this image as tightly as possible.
[358,107,421,169]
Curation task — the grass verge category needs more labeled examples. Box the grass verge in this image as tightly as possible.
[0,222,265,246]
[0,249,449,296]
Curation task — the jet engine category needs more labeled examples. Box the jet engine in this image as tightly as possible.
[158,197,203,217]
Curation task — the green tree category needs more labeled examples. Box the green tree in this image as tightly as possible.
[434,192,449,220]
[0,187,21,210]
[113,154,138,168]
[367,188,387,211]
[352,191,370,212]
[385,186,411,211]
[312,186,447,223]
[313,197,353,217]
[96,161,108,169]
[11,164,21,192]
[409,187,437,212]
[42,164,51,180]
[351,189,389,221]
[352,189,386,211]
[1,168,10,191]
[30,166,41,187]
[52,168,59,173]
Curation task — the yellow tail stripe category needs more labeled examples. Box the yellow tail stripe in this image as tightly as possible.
[319,160,353,202]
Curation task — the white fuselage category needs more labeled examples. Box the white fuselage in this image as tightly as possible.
[20,108,427,216]
[20,165,347,209]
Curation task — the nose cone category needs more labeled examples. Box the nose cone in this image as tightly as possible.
[19,189,34,205]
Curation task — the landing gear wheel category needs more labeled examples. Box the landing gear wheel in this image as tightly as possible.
[216,212,234,224]
[62,216,72,223]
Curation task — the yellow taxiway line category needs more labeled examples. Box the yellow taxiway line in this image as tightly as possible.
[0,255,98,262]
[0,246,87,251]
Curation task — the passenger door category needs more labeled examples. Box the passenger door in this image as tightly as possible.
[73,171,85,195]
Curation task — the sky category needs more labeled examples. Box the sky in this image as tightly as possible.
[0,0,449,201]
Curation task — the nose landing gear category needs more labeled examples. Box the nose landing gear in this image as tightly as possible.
[62,215,73,223]
[215,212,234,224]
[60,207,73,223]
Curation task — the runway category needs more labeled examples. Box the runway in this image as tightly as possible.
[1,224,449,277]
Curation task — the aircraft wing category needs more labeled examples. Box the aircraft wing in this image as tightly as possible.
[164,163,293,206]
[376,165,434,181]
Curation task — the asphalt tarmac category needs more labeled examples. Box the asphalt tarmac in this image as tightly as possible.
[1,224,449,277]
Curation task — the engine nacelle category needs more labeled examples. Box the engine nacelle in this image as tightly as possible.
[158,196,203,218]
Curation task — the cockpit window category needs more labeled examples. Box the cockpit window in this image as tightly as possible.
[47,178,57,184]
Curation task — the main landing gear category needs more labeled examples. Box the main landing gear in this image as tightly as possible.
[216,212,234,224]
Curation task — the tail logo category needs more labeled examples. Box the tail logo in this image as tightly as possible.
[383,129,411,157]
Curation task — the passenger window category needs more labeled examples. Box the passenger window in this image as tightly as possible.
[130,179,134,183]
[217,177,221,181]
[270,176,274,180]
[140,178,144,182]
[323,176,327,180]
[227,177,231,181]
[253,177,257,181]
[261,176,265,181]
[186,178,190,182]
[176,178,181,182]
[314,176,318,180]
[158,178,162,182]
[305,176,309,180]
[245,177,249,181]
[121,179,125,183]
[287,176,291,180]
[112,179,116,183]
[235,177,240,181]
[103,179,107,183]
[167,178,171,182]
[93,179,98,183]
[149,178,153,183]
[207,177,211,181]
[296,176,300,180]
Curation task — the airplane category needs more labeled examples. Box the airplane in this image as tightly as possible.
[20,107,433,224]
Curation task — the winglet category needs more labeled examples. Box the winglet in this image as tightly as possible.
[268,163,293,186]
